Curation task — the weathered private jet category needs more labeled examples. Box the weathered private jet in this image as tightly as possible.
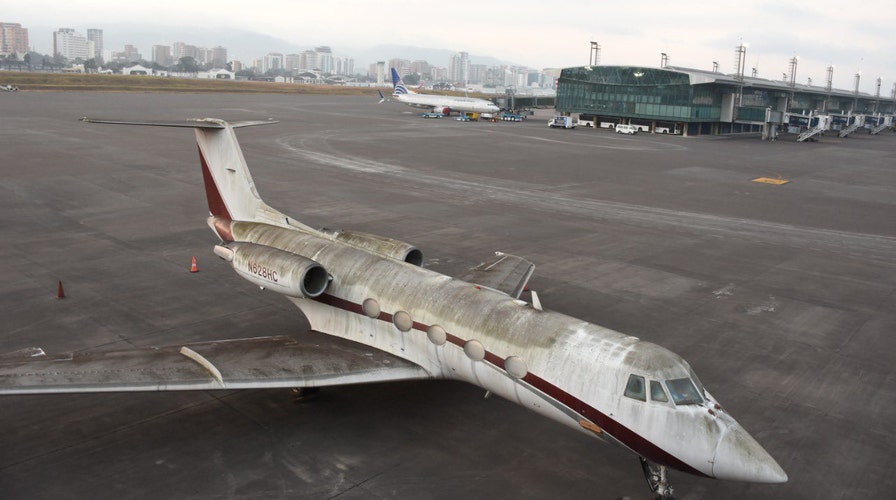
[381,67,500,116]
[0,117,787,498]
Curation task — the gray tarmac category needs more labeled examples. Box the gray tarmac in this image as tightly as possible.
[1,92,894,499]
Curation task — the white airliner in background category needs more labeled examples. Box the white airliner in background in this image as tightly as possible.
[380,67,499,115]
[0,117,786,498]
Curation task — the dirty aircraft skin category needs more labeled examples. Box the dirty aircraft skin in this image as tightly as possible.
[0,118,786,498]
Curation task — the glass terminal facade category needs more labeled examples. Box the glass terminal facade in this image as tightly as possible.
[557,66,722,122]
[557,65,896,135]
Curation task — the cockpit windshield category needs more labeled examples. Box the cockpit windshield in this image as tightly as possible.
[665,378,704,405]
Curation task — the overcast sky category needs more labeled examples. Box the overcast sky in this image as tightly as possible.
[7,0,894,92]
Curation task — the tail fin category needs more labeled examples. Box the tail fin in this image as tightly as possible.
[390,68,409,95]
[80,118,302,231]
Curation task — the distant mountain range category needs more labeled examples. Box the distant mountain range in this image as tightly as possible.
[26,24,517,70]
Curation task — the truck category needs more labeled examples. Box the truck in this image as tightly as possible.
[548,115,576,129]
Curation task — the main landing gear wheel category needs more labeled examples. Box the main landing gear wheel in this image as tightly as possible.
[639,457,675,499]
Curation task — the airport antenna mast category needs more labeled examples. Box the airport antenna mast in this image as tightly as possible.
[787,56,798,87]
[589,41,601,66]
[734,43,747,107]
[734,44,747,80]
[824,65,834,113]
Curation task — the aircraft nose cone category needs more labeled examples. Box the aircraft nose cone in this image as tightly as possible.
[712,423,788,483]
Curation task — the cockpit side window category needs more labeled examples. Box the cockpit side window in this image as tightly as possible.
[665,378,704,405]
[650,380,669,403]
[624,374,646,402]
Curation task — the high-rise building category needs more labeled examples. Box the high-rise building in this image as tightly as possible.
[0,22,29,58]
[409,60,431,77]
[448,52,470,84]
[172,42,202,63]
[469,64,487,85]
[389,58,410,76]
[152,45,172,67]
[262,53,283,73]
[334,57,353,76]
[86,29,103,60]
[300,50,319,71]
[110,44,141,64]
[53,28,90,61]
[431,66,448,82]
[210,46,227,68]
[314,46,333,73]
[284,54,301,73]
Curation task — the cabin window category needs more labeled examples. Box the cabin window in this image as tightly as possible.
[665,378,704,405]
[624,374,646,401]
[650,380,669,403]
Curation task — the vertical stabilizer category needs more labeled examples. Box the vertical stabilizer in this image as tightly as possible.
[194,123,264,222]
[80,118,306,229]
[391,68,410,95]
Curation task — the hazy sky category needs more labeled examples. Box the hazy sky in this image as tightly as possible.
[7,0,895,92]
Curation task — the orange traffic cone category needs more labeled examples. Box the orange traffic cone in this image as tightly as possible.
[190,256,199,273]
[57,280,65,299]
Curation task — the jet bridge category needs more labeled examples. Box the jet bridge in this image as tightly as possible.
[868,115,892,135]
[838,115,864,138]
[786,113,830,142]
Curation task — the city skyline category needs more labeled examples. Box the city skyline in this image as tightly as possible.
[4,0,895,93]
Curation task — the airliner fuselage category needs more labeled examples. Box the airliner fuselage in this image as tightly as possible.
[393,92,500,114]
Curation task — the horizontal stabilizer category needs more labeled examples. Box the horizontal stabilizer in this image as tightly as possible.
[0,333,431,395]
[79,117,279,129]
[458,252,535,299]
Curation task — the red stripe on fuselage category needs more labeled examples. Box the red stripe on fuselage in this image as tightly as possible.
[312,292,707,477]
[198,145,232,220]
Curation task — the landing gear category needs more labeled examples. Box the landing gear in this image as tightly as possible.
[639,457,675,499]
[291,387,320,402]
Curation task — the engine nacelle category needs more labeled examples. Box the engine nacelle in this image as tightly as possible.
[437,107,451,116]
[321,229,424,266]
[214,242,329,298]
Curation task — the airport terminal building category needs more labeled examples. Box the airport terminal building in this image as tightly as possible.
[556,65,896,136]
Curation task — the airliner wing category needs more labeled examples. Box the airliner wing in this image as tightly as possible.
[0,334,431,395]
[458,252,535,299]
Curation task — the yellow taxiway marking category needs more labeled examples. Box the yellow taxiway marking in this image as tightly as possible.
[752,177,790,185]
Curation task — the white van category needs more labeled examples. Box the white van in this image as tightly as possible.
[615,124,638,135]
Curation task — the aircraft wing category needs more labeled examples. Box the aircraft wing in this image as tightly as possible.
[457,252,535,299]
[0,333,431,395]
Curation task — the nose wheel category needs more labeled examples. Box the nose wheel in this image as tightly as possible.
[639,457,674,499]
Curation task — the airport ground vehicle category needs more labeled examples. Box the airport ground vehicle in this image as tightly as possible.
[548,115,576,129]
[615,124,638,135]
[421,112,442,118]
[576,114,595,127]
[501,113,523,122]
